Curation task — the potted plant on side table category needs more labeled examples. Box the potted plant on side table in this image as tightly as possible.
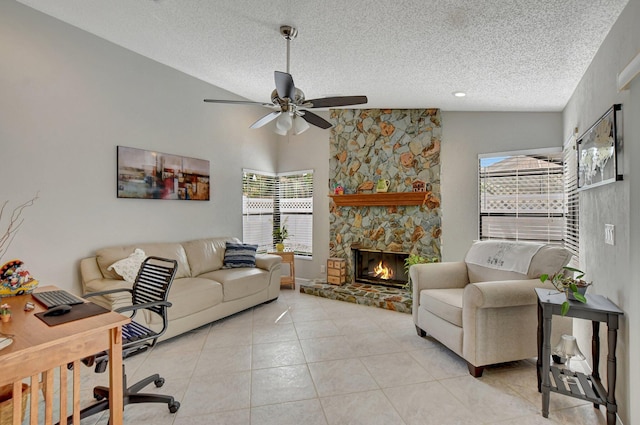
[273,225,289,252]
[540,266,591,316]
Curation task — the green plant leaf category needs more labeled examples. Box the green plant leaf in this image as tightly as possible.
[540,274,549,283]
[561,301,570,316]
[563,266,585,279]
[569,282,578,292]
[574,293,587,303]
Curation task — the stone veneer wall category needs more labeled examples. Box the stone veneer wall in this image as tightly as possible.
[329,109,442,283]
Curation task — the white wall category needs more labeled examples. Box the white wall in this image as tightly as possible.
[440,112,563,261]
[0,1,278,294]
[563,0,640,422]
[276,117,331,281]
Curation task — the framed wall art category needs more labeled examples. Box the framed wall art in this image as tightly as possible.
[577,104,623,190]
[117,146,210,200]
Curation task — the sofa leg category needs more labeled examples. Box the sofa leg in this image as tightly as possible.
[415,325,426,337]
[467,362,484,377]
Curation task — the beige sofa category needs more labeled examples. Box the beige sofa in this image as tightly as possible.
[411,240,572,377]
[80,237,281,341]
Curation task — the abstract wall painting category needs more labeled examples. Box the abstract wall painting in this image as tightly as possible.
[117,146,210,200]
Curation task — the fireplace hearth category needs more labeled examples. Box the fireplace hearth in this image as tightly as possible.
[352,248,409,288]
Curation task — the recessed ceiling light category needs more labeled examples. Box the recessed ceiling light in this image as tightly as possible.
[453,91,466,97]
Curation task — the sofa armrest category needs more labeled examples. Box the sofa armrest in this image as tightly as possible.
[464,279,557,309]
[80,257,105,292]
[255,254,282,272]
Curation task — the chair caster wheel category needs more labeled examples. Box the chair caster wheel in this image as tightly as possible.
[154,377,165,387]
[169,401,180,413]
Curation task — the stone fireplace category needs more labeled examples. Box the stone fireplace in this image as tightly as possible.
[352,247,409,288]
[328,109,442,285]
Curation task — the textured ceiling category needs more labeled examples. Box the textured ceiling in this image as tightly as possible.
[17,0,629,111]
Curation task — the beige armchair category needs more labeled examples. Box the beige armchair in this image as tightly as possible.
[411,240,572,377]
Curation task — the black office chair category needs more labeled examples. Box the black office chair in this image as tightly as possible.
[74,256,180,422]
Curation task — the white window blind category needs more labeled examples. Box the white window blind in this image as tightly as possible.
[563,140,580,266]
[242,169,313,257]
[242,170,277,253]
[479,149,564,243]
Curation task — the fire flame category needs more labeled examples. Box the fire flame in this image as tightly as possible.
[373,260,394,280]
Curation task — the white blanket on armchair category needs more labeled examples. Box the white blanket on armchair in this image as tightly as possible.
[465,240,544,274]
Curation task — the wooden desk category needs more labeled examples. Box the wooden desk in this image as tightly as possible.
[269,252,295,289]
[0,286,129,425]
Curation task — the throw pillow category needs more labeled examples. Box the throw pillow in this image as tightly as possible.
[107,248,146,282]
[222,242,258,269]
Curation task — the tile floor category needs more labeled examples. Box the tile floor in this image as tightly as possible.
[68,286,608,425]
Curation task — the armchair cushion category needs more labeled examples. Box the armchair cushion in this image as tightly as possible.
[420,288,463,327]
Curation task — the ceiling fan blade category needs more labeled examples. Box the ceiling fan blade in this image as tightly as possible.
[274,71,296,100]
[204,99,274,108]
[304,95,368,108]
[250,111,282,129]
[301,111,332,129]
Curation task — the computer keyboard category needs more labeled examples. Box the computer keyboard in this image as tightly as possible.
[32,290,85,309]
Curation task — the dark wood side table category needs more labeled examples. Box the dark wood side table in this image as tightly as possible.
[535,288,623,425]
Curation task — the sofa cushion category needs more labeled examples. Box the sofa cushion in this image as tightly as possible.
[420,288,464,327]
[202,268,270,302]
[96,243,191,280]
[145,277,223,325]
[107,248,146,282]
[182,237,240,276]
[222,242,258,269]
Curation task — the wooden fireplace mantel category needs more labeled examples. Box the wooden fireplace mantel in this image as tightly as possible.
[328,192,430,207]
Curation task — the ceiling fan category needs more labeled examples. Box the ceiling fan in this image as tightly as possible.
[204,25,368,135]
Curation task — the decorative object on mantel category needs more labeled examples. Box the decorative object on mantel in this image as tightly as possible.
[412,180,426,192]
[333,185,344,195]
[577,104,623,190]
[375,178,390,193]
[540,266,590,315]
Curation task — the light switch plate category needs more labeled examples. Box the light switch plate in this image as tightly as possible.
[605,224,615,245]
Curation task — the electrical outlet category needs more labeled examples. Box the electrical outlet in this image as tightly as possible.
[320,265,326,273]
[605,224,615,245]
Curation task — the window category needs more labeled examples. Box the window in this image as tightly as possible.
[242,169,313,257]
[478,149,564,244]
[563,140,579,266]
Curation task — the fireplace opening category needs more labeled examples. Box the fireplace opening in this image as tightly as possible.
[352,248,409,289]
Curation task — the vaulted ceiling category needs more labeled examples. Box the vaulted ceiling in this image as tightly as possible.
[17,0,629,111]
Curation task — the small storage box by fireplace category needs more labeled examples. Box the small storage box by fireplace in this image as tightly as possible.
[327,258,346,285]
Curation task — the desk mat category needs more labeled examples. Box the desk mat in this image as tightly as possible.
[35,302,110,326]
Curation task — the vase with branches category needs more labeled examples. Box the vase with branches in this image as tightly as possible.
[0,193,39,264]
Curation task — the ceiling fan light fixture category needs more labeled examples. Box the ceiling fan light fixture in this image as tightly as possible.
[275,112,293,133]
[293,116,310,135]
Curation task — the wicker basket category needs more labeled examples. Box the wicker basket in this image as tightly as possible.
[0,383,29,425]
